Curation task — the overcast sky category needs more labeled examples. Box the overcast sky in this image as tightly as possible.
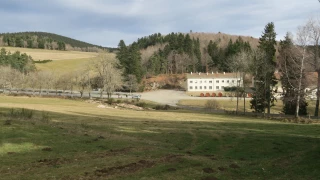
[0,0,319,47]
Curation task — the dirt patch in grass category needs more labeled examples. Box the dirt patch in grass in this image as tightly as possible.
[229,163,240,169]
[94,160,155,177]
[218,167,227,171]
[203,168,216,173]
[41,147,52,151]
[37,158,70,166]
[167,168,177,172]
[201,176,219,180]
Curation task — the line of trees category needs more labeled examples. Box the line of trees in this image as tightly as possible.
[116,32,252,80]
[0,32,117,52]
[0,50,131,98]
[228,18,320,118]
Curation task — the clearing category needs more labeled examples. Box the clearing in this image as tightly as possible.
[0,95,319,180]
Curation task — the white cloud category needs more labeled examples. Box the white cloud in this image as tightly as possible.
[0,0,319,46]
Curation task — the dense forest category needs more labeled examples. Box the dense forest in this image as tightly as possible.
[0,32,117,52]
[116,32,252,82]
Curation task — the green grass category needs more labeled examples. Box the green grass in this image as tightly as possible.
[1,96,320,179]
[178,99,317,115]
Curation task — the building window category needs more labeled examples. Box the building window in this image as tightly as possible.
[204,80,207,83]
[204,86,207,89]
[209,81,212,83]
[189,86,193,89]
[232,80,235,83]
[221,86,224,89]
[195,86,198,89]
[190,81,193,83]
[222,80,224,83]
[200,81,202,83]
[227,80,229,83]
[209,86,213,89]
[216,80,219,83]
[216,86,219,90]
[200,86,202,89]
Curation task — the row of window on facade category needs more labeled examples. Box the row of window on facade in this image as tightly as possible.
[189,86,224,90]
[189,80,239,84]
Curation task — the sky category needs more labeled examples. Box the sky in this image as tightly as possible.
[0,0,319,47]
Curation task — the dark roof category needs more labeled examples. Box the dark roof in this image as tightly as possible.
[187,72,240,79]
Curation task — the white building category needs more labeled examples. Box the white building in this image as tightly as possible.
[187,72,242,92]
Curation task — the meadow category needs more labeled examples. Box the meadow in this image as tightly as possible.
[178,99,318,116]
[1,95,320,180]
[0,46,116,73]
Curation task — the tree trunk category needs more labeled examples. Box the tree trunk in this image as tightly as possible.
[243,74,246,115]
[295,48,305,118]
[315,70,320,117]
[267,77,271,116]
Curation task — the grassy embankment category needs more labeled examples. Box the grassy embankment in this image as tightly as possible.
[1,95,320,180]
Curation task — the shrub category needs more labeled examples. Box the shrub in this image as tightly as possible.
[218,92,223,97]
[205,100,220,111]
[212,93,216,97]
[200,93,204,97]
[116,99,122,103]
[205,93,210,97]
[155,104,170,110]
[136,102,147,108]
[107,98,114,105]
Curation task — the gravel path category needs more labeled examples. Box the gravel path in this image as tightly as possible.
[140,90,231,106]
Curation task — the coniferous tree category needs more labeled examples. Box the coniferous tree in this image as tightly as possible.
[279,33,308,115]
[251,22,277,115]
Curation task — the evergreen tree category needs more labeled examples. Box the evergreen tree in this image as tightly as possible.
[251,22,277,114]
[279,33,308,116]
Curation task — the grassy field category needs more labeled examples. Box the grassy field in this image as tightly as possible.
[1,47,98,60]
[0,46,116,73]
[178,99,317,115]
[0,95,320,180]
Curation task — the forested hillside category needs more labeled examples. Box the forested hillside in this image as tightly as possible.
[117,32,256,82]
[0,32,117,52]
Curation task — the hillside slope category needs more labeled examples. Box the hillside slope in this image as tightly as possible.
[0,32,117,52]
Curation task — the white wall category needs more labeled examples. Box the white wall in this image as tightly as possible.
[187,77,242,92]
[187,78,214,92]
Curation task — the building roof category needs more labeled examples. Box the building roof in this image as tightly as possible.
[187,72,240,79]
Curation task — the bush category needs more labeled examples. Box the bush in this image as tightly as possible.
[155,104,170,110]
[205,100,220,111]
[205,93,210,97]
[136,102,147,108]
[212,93,216,97]
[116,99,122,103]
[200,93,204,97]
[218,92,223,97]
[107,98,114,105]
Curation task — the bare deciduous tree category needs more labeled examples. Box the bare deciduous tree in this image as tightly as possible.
[93,51,123,99]
[305,17,320,116]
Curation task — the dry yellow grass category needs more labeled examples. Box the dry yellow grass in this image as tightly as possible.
[0,46,116,73]
[1,47,98,60]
